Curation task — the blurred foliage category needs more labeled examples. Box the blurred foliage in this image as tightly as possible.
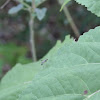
[0,43,32,78]
[0,43,27,65]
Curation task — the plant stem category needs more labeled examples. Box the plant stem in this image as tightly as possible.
[58,0,80,39]
[0,0,10,9]
[18,0,31,9]
[63,6,80,39]
[29,0,37,61]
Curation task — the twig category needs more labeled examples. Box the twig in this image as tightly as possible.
[58,0,80,39]
[0,0,10,9]
[18,0,31,9]
[63,6,80,39]
[29,0,37,61]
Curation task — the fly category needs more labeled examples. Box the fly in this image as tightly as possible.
[41,59,48,65]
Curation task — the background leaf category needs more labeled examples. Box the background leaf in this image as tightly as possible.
[8,4,23,14]
[35,8,47,21]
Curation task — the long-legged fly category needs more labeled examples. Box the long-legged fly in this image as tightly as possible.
[41,59,48,65]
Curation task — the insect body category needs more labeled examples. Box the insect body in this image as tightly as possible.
[41,59,48,65]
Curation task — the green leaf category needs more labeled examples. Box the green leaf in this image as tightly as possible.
[18,26,100,100]
[35,8,47,21]
[0,63,41,100]
[8,4,23,14]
